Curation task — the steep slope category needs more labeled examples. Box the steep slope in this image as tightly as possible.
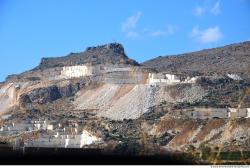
[143,41,250,77]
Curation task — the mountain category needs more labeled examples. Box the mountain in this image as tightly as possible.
[0,41,249,164]
[143,41,250,78]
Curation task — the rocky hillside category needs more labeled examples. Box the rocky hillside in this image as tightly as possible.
[143,41,250,78]
[0,41,249,164]
[36,42,139,70]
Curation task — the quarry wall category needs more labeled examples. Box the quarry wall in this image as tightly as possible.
[183,107,250,119]
[147,73,198,85]
[0,83,20,114]
[6,63,199,86]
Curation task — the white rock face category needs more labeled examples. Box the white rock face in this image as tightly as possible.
[0,83,18,114]
[247,108,250,118]
[47,124,54,130]
[60,65,92,79]
[227,73,242,80]
[80,130,100,147]
[148,73,181,85]
[147,73,197,85]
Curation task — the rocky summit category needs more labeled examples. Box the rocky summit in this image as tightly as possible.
[0,42,250,164]
[37,42,139,70]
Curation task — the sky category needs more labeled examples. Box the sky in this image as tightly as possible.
[0,0,250,81]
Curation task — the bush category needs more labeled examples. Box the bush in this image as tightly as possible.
[200,144,211,160]
[113,139,143,155]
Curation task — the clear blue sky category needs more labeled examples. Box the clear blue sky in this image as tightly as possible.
[0,0,249,81]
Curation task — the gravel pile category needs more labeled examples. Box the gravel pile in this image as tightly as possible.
[75,83,207,120]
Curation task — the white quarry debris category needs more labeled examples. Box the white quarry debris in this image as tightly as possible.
[33,119,55,131]
[184,76,198,83]
[80,130,100,147]
[147,73,197,85]
[97,84,156,120]
[63,130,100,148]
[147,73,180,85]
[226,73,242,80]
[25,128,101,148]
[247,108,250,118]
[60,65,93,79]
[47,124,54,131]
[54,132,60,138]
[75,84,121,111]
[75,83,206,120]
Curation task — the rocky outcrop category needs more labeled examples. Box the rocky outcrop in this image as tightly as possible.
[36,43,139,70]
[19,82,82,105]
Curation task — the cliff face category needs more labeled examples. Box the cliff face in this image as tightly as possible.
[0,42,250,162]
[36,43,139,70]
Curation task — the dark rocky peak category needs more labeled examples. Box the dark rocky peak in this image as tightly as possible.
[86,43,125,55]
[36,42,139,70]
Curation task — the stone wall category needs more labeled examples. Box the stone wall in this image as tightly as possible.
[104,71,148,84]
[228,108,249,118]
[187,108,228,119]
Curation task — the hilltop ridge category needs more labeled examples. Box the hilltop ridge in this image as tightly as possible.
[143,41,250,77]
[36,42,139,70]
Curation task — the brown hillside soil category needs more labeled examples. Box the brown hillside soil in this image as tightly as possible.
[169,121,199,148]
[195,119,226,141]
